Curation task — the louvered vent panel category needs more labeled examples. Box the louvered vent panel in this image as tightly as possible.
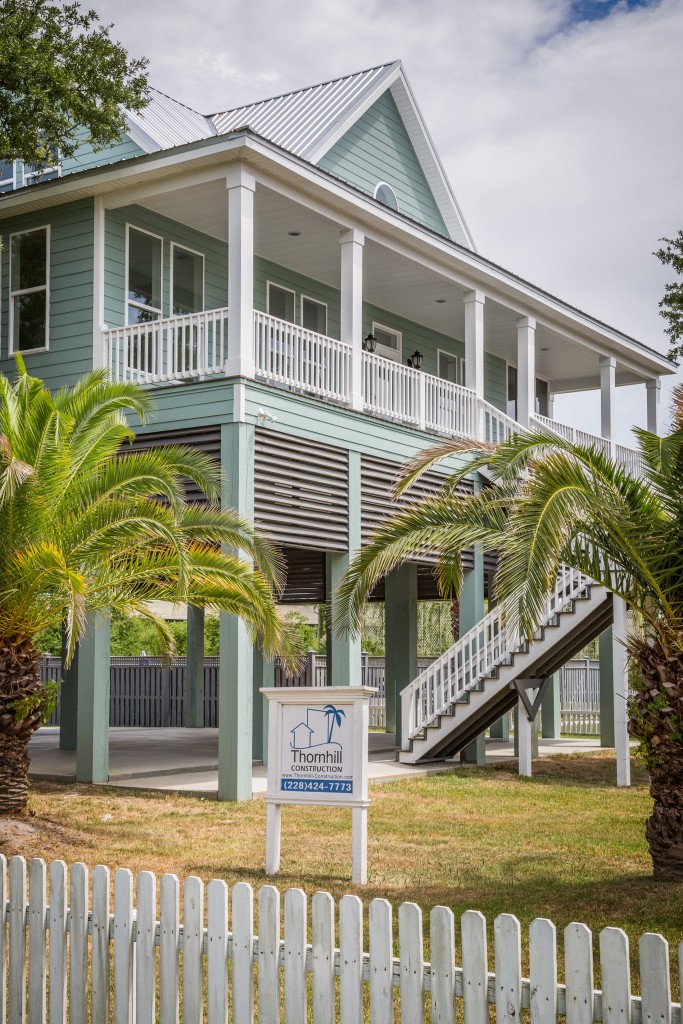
[280,547,327,603]
[254,429,349,551]
[361,454,475,569]
[126,426,222,504]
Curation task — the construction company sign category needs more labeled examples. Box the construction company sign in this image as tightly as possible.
[280,698,354,798]
[261,686,375,882]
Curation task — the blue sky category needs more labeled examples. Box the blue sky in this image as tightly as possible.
[95,0,682,441]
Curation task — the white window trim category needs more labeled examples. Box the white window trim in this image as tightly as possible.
[9,224,50,355]
[125,223,164,324]
[23,154,62,187]
[374,181,400,212]
[300,293,328,336]
[437,348,465,386]
[267,280,296,323]
[372,321,402,362]
[170,241,205,315]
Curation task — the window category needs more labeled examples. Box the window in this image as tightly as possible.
[438,351,464,385]
[372,322,401,361]
[127,226,162,324]
[507,365,517,419]
[10,226,49,353]
[267,282,295,323]
[23,150,61,187]
[301,296,327,335]
[171,244,204,315]
[0,160,15,194]
[535,378,549,417]
[374,182,399,211]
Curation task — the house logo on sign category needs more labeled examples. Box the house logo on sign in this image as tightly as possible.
[290,704,346,751]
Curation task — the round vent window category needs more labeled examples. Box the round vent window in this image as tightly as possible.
[374,182,399,211]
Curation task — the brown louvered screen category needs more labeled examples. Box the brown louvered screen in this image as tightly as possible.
[125,426,221,504]
[254,429,349,551]
[279,547,327,603]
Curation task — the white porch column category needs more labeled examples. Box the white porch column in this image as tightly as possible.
[516,316,536,429]
[464,290,485,439]
[600,355,616,452]
[646,377,662,435]
[340,228,365,411]
[226,165,256,379]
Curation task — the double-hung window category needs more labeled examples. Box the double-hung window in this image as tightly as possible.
[127,227,162,324]
[0,161,15,194]
[171,244,204,374]
[10,226,49,353]
[267,282,295,323]
[301,295,327,335]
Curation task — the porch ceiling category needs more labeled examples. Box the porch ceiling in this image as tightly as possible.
[141,180,645,393]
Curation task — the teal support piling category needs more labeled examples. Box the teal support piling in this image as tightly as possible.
[186,604,205,728]
[218,421,255,802]
[75,613,111,783]
[541,671,561,738]
[599,626,615,748]
[253,648,273,765]
[58,626,78,751]
[489,715,510,741]
[460,541,486,766]
[326,450,362,687]
[384,563,418,748]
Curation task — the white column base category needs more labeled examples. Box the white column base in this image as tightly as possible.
[351,806,368,884]
[265,803,282,875]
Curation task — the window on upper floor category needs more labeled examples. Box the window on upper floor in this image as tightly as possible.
[374,182,399,211]
[172,244,204,315]
[10,226,50,353]
[438,350,464,385]
[507,364,550,419]
[372,322,402,362]
[267,282,296,323]
[0,152,61,194]
[127,226,162,324]
[301,296,327,335]
[0,160,15,193]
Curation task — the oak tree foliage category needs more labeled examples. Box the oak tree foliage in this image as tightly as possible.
[654,230,683,364]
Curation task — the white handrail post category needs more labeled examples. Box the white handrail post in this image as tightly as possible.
[340,228,364,410]
[226,164,256,380]
[464,290,485,440]
[417,371,426,431]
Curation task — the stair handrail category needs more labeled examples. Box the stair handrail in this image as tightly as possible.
[400,565,592,747]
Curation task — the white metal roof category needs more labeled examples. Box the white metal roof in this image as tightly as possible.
[126,88,215,153]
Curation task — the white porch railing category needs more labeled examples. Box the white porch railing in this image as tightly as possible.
[106,307,228,384]
[532,413,645,475]
[401,565,592,745]
[254,311,352,403]
[362,352,422,425]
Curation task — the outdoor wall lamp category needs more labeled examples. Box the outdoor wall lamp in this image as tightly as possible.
[407,350,423,369]
[363,332,377,353]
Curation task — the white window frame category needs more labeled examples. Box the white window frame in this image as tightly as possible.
[437,349,465,386]
[374,181,400,212]
[300,294,328,336]
[267,280,296,323]
[125,224,164,324]
[372,321,402,362]
[170,241,205,316]
[9,224,50,355]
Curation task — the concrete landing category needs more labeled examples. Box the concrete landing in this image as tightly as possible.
[28,727,611,799]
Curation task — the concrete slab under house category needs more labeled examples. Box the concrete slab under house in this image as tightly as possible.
[1,60,672,799]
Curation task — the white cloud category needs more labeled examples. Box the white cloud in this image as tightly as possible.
[95,0,682,440]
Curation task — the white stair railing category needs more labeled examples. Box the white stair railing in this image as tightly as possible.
[531,413,645,476]
[106,307,229,384]
[400,566,592,748]
[253,311,352,403]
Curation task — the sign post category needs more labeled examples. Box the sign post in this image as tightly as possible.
[261,686,375,884]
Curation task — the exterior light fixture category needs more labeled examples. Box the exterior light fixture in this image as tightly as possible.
[363,332,378,353]
[407,350,423,370]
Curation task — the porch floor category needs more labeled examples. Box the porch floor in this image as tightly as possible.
[28,727,608,797]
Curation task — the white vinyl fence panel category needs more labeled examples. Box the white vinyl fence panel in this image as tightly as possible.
[1,856,681,1024]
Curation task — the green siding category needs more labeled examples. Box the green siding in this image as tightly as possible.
[318,91,449,237]
[484,352,507,413]
[0,199,94,389]
[104,206,228,328]
[61,128,145,177]
[254,257,341,338]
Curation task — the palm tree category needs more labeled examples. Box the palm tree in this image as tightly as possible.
[322,704,346,743]
[0,360,296,815]
[336,392,683,881]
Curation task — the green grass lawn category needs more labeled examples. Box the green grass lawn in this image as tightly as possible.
[3,750,681,993]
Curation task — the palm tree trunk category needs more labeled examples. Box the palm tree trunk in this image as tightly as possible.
[0,640,46,816]
[628,635,683,880]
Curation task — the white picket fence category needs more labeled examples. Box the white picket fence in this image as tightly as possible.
[2,855,681,1024]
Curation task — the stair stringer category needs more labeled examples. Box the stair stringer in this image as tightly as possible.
[399,587,613,764]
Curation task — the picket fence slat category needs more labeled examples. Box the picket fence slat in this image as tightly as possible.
[640,935,672,1024]
[233,881,255,1024]
[206,879,228,1024]
[340,895,364,1024]
[369,898,394,1024]
[136,871,157,1024]
[27,858,46,1024]
[312,890,335,1024]
[9,855,27,1024]
[48,861,67,1024]
[431,906,456,1024]
[184,876,204,1024]
[285,888,307,1024]
[2,856,682,1024]
[258,885,280,1024]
